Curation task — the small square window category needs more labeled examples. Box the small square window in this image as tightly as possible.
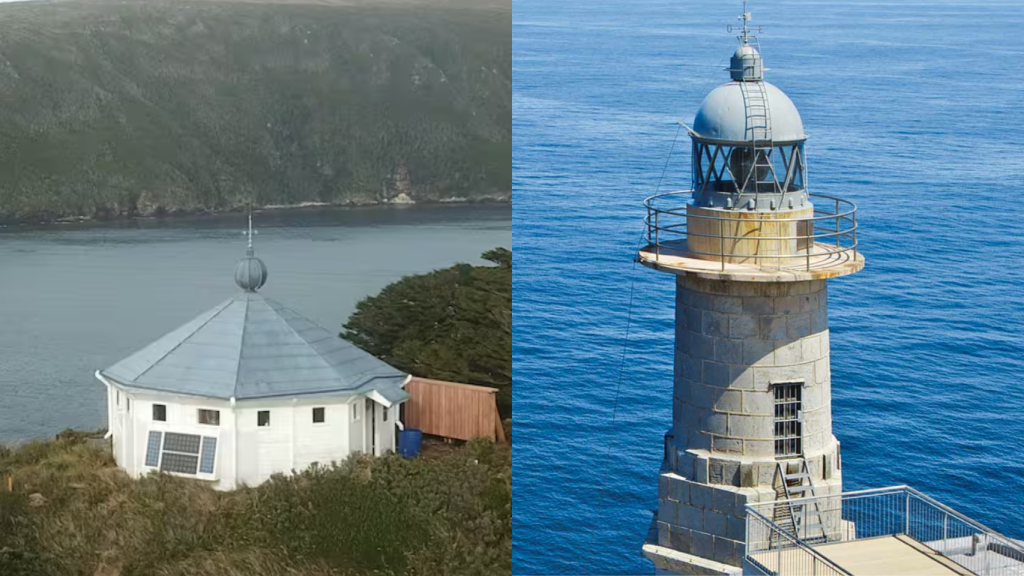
[312,407,325,424]
[258,410,271,427]
[351,403,360,422]
[153,404,167,422]
[198,409,220,426]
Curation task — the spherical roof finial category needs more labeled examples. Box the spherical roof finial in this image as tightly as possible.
[235,213,268,292]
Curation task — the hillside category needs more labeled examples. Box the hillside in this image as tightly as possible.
[0,431,510,576]
[0,0,510,223]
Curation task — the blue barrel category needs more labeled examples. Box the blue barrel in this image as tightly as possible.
[398,429,422,459]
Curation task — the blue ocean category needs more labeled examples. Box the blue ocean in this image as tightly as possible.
[513,1,1024,573]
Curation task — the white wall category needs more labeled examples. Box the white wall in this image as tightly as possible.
[375,401,397,455]
[103,377,402,491]
[236,399,355,485]
[110,388,235,489]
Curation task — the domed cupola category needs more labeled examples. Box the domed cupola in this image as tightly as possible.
[687,19,809,212]
[235,214,268,292]
[639,4,861,276]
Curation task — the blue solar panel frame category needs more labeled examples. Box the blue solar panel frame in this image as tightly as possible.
[199,437,217,474]
[145,431,163,467]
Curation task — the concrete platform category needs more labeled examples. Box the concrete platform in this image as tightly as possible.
[750,536,975,576]
[638,241,864,282]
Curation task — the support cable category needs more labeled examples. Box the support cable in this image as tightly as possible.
[597,122,681,499]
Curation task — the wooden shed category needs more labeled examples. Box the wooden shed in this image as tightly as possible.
[403,377,506,442]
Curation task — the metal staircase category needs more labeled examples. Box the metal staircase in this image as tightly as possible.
[770,460,828,547]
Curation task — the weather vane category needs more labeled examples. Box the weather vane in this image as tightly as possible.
[727,1,762,45]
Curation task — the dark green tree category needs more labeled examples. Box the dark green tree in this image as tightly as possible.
[342,248,511,416]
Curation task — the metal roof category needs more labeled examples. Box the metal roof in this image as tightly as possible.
[692,80,806,143]
[101,292,408,401]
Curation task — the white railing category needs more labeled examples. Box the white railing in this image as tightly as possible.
[746,505,852,576]
[643,191,858,271]
[746,486,1024,576]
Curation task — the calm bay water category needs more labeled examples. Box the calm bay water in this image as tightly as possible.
[0,204,510,442]
[513,1,1024,574]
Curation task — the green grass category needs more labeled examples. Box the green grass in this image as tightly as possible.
[0,430,511,576]
[0,0,510,223]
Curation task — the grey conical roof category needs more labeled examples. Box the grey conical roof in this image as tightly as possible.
[101,292,408,401]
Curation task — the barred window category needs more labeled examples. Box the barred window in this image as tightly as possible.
[773,382,803,458]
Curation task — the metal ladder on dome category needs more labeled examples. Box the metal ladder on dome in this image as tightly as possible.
[739,79,780,199]
[770,459,828,548]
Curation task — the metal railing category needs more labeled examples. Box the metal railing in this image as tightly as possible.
[746,505,853,576]
[746,486,1024,576]
[643,191,858,271]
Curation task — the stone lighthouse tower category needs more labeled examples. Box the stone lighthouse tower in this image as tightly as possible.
[639,10,863,576]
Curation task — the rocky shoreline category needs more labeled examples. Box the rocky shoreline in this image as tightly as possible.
[0,193,511,227]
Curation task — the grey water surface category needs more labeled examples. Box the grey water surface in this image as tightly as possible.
[0,204,510,442]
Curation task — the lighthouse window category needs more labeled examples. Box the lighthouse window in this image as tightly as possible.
[313,407,326,424]
[773,382,803,458]
[257,410,271,427]
[153,404,166,422]
[693,141,805,195]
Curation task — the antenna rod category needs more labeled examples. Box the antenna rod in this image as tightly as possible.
[728,1,762,46]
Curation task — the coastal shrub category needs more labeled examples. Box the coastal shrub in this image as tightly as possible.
[342,248,513,416]
[0,433,510,576]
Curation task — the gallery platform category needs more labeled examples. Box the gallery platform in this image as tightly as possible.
[744,486,1024,576]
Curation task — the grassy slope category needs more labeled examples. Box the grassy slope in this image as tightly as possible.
[0,431,511,576]
[0,0,510,222]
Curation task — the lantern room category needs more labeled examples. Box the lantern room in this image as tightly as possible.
[689,45,809,212]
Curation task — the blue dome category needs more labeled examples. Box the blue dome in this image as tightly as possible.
[235,249,268,292]
[692,81,806,143]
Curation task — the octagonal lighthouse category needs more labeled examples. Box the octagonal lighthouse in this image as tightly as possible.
[639,24,863,576]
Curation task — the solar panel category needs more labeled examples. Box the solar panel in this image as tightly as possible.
[163,432,201,454]
[160,452,199,474]
[199,437,217,474]
[148,431,217,477]
[145,431,162,467]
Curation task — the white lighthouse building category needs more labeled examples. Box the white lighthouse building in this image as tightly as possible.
[637,9,1024,576]
[97,218,409,490]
